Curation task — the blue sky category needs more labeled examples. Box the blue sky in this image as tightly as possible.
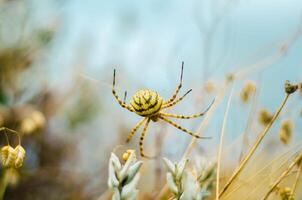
[28,0,302,163]
[46,0,302,85]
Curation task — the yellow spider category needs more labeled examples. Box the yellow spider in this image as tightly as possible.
[112,62,214,158]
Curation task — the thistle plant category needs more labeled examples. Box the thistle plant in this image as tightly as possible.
[107,150,143,200]
[162,157,188,200]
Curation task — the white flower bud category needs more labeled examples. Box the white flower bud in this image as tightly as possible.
[176,159,188,179]
[162,157,176,174]
[167,172,179,194]
[112,188,121,200]
[125,161,143,184]
[121,173,140,199]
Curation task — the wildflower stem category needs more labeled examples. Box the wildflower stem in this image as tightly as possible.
[262,151,302,200]
[219,93,290,197]
[216,85,234,200]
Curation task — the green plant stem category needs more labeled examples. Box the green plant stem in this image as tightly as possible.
[262,151,302,200]
[219,93,290,197]
[0,169,9,200]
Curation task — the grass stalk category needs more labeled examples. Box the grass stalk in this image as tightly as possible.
[262,151,302,200]
[216,85,234,200]
[219,93,290,197]
[292,167,301,195]
[223,142,302,199]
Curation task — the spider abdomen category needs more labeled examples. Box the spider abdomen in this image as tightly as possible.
[130,89,163,117]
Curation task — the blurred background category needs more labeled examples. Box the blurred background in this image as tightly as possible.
[0,0,302,199]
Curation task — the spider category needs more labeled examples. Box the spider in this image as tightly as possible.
[112,62,214,158]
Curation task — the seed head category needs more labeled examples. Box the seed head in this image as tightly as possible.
[258,109,273,126]
[279,120,293,145]
[225,73,234,83]
[14,145,26,168]
[279,187,294,200]
[1,145,26,168]
[1,145,16,168]
[20,111,46,135]
[204,80,216,94]
[284,80,298,94]
[240,80,256,103]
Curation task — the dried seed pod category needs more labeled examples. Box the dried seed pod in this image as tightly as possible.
[20,118,36,135]
[1,146,9,165]
[279,187,294,200]
[31,111,46,129]
[240,81,256,103]
[258,109,273,126]
[284,80,298,94]
[279,120,293,145]
[20,111,46,135]
[14,145,26,168]
[225,73,234,83]
[1,145,16,168]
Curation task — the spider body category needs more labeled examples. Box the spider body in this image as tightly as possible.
[112,62,214,158]
[130,89,163,118]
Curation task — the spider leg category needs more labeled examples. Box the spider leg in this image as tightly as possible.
[159,116,211,139]
[139,118,155,159]
[162,89,192,109]
[163,61,184,105]
[126,118,147,143]
[123,91,127,104]
[161,98,215,118]
[160,112,203,119]
[112,69,134,112]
